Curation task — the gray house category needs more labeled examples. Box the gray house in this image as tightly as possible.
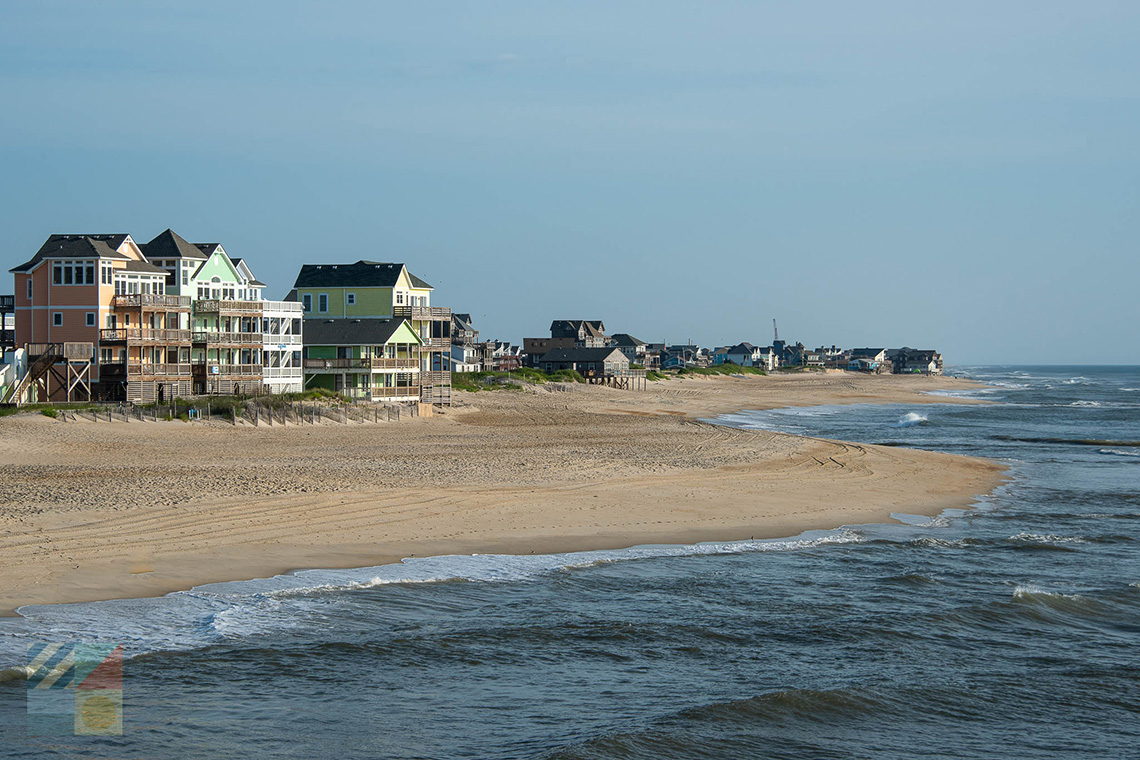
[538,347,630,376]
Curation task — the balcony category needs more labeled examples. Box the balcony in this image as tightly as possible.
[102,363,194,378]
[194,299,264,314]
[262,366,304,378]
[393,305,452,321]
[303,358,419,371]
[419,337,451,348]
[191,331,263,345]
[0,295,14,310]
[261,300,304,314]
[100,328,193,344]
[0,329,14,346]
[193,363,263,378]
[113,294,192,310]
[263,334,303,346]
[373,387,421,398]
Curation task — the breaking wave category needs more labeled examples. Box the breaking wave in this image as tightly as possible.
[896,412,929,427]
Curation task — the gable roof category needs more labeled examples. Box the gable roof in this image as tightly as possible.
[302,318,422,346]
[728,342,759,353]
[141,229,207,260]
[849,348,886,358]
[122,259,170,275]
[610,333,646,346]
[539,347,627,363]
[293,260,433,289]
[11,234,131,273]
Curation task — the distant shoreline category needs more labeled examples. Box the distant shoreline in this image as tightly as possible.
[0,372,1004,616]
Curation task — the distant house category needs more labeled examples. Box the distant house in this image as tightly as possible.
[848,348,889,373]
[539,347,629,376]
[725,342,770,368]
[892,348,943,375]
[609,333,647,365]
[451,313,478,346]
[550,320,608,347]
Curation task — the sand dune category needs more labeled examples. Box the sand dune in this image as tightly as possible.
[0,372,1003,614]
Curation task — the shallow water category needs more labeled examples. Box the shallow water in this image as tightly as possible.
[1,365,1137,759]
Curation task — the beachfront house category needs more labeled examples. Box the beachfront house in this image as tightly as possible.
[7,230,303,403]
[608,333,648,366]
[300,318,423,401]
[890,348,944,375]
[847,348,889,373]
[290,260,452,404]
[538,347,629,377]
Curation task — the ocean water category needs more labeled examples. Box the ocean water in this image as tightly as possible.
[1,365,1138,759]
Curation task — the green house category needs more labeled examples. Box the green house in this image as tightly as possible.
[302,318,423,401]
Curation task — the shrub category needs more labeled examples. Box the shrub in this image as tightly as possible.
[39,408,58,418]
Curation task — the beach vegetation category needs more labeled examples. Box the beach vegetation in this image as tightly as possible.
[676,365,767,377]
[452,368,585,392]
[39,408,59,418]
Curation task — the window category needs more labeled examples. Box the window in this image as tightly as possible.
[396,292,404,305]
[346,293,356,306]
[27,279,32,300]
[85,312,96,327]
[182,267,189,286]
[51,261,96,285]
[318,293,328,313]
[101,266,112,285]
[302,293,312,312]
[53,312,63,327]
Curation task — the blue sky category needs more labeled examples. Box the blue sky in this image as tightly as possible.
[2,1,1138,363]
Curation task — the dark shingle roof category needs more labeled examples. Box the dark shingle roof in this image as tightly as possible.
[728,342,758,353]
[302,318,421,346]
[610,333,646,346]
[293,261,433,289]
[142,229,207,260]
[11,234,131,273]
[539,347,627,363]
[849,348,886,358]
[122,260,170,275]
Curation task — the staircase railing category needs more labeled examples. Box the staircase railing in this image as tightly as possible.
[2,343,62,403]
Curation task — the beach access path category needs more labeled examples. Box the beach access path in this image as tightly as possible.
[0,372,1004,614]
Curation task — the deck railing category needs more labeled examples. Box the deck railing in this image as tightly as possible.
[194,299,264,314]
[303,358,419,370]
[193,363,263,377]
[262,334,302,346]
[113,294,192,309]
[0,295,14,310]
[261,300,304,314]
[102,363,194,377]
[393,305,452,321]
[262,366,304,378]
[191,331,263,344]
[100,328,193,343]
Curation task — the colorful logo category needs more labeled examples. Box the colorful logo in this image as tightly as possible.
[25,642,123,736]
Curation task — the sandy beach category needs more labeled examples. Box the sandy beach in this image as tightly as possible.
[0,372,1004,615]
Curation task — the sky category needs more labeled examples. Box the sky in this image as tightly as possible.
[2,1,1138,364]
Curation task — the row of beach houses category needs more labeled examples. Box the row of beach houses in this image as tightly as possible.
[1,230,453,405]
[0,228,943,405]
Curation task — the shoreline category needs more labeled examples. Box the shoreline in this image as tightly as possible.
[0,372,1005,616]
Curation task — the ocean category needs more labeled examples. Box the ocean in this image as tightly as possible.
[1,365,1137,759]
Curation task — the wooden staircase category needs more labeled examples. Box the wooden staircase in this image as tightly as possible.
[2,343,63,404]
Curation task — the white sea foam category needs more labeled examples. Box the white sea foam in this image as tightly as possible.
[0,528,868,667]
[895,412,928,428]
[1009,533,1087,544]
[1068,400,1102,407]
[1099,448,1140,458]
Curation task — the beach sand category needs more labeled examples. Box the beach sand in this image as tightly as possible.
[0,372,1003,614]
